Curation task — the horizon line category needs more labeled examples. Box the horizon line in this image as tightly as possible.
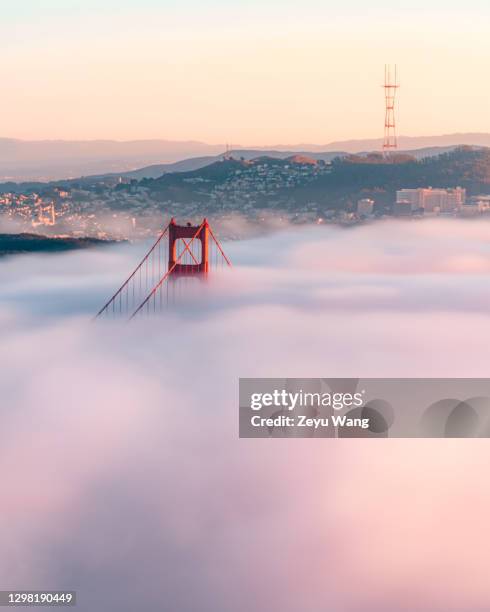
[0,131,490,147]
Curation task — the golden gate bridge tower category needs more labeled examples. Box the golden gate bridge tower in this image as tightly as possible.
[95,218,231,319]
[382,64,399,153]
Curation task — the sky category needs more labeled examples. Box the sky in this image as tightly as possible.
[1,0,490,143]
[2,218,490,610]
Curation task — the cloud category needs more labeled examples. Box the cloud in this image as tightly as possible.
[0,219,490,611]
[293,218,490,274]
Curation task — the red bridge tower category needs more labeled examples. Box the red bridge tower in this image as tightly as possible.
[168,218,209,276]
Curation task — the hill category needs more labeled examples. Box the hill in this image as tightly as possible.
[122,156,220,179]
[115,147,490,212]
[87,146,477,183]
[0,233,118,256]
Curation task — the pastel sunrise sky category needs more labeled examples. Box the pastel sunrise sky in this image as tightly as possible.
[2,0,489,143]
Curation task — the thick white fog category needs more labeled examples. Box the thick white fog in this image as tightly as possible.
[1,218,490,611]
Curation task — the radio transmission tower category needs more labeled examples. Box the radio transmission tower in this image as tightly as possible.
[383,64,399,152]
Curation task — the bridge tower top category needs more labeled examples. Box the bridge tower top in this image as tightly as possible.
[168,218,209,276]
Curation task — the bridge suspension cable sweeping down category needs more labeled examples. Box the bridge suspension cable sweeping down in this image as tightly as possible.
[95,218,231,320]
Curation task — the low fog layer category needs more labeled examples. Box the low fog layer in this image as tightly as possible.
[1,219,490,611]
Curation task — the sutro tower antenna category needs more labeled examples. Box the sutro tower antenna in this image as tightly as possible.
[383,64,399,152]
[223,143,232,161]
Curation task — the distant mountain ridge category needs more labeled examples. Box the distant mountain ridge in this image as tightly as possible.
[1,134,490,182]
[0,138,225,182]
[108,150,345,180]
[319,133,490,153]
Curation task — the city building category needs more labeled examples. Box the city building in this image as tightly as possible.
[459,196,490,216]
[357,198,374,216]
[459,205,481,217]
[469,195,490,210]
[393,201,412,217]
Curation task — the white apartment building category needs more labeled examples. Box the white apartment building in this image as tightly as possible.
[396,187,466,213]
